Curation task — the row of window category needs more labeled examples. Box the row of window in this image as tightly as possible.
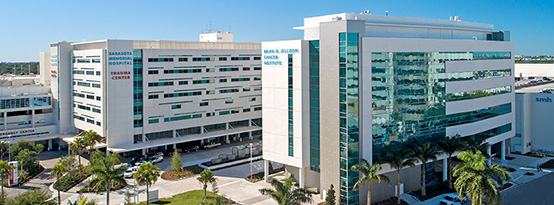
[73,70,101,76]
[446,85,511,102]
[73,92,101,101]
[147,107,261,124]
[0,96,51,109]
[74,58,101,63]
[147,56,261,63]
[74,103,101,114]
[74,115,101,126]
[151,67,261,75]
[75,81,101,88]
[147,87,261,99]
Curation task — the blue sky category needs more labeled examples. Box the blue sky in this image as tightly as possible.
[0,0,551,61]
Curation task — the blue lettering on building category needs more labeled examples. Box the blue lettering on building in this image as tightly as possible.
[536,97,552,103]
[262,48,298,66]
[108,51,133,66]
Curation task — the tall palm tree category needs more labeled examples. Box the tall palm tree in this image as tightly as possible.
[351,159,390,205]
[83,130,103,154]
[197,169,217,202]
[0,161,15,200]
[90,153,126,205]
[437,135,464,189]
[70,138,87,167]
[133,162,161,205]
[453,150,511,205]
[52,162,68,205]
[0,142,8,161]
[411,140,440,197]
[259,175,313,205]
[35,144,44,166]
[380,144,416,205]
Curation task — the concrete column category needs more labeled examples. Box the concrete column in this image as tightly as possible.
[47,139,52,151]
[67,143,71,155]
[225,135,230,144]
[264,160,269,182]
[31,109,35,127]
[142,148,146,156]
[173,130,177,138]
[201,139,204,146]
[299,167,305,188]
[3,112,6,130]
[226,123,229,130]
[249,132,253,140]
[487,145,492,166]
[201,126,205,134]
[501,140,506,161]
[443,158,448,182]
[173,144,177,149]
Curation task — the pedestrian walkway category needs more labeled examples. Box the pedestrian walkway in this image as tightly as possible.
[4,151,61,198]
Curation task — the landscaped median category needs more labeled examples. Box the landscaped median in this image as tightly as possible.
[161,165,204,180]
[133,190,234,205]
[53,166,91,192]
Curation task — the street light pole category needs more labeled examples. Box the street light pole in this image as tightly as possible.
[8,135,11,161]
[249,143,253,179]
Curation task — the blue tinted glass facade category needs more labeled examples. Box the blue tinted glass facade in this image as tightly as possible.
[371,52,512,162]
[339,33,359,205]
[133,49,144,128]
[288,54,294,157]
[309,40,321,171]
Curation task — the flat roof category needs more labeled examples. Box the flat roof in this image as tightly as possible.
[516,82,554,93]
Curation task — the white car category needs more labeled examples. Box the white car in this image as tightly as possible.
[124,166,138,178]
[440,193,465,205]
[150,156,163,164]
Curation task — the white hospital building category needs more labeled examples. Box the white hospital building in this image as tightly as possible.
[262,12,514,204]
[41,32,263,157]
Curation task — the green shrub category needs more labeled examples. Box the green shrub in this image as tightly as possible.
[78,177,127,193]
[54,166,92,192]
[17,164,44,185]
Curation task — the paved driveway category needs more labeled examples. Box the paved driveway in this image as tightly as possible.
[4,151,62,199]
[502,172,554,205]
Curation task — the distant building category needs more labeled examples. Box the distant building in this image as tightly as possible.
[262,12,514,204]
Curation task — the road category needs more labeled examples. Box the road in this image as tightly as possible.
[503,172,554,205]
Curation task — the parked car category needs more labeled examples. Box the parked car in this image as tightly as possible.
[168,149,182,156]
[203,142,222,149]
[184,145,200,153]
[440,193,465,205]
[124,166,138,178]
[149,155,163,164]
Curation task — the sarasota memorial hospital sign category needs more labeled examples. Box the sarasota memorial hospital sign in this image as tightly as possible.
[263,49,299,66]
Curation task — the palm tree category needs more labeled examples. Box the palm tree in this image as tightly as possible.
[437,135,464,189]
[83,130,103,154]
[380,144,416,205]
[0,161,15,200]
[52,162,68,205]
[351,159,390,205]
[35,144,44,165]
[133,162,161,205]
[70,137,87,167]
[0,142,8,161]
[90,153,126,205]
[453,150,511,205]
[197,169,217,202]
[259,175,313,205]
[411,140,440,197]
[462,138,490,158]
[68,196,96,205]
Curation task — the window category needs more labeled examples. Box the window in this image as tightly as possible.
[243,87,250,92]
[92,58,101,63]
[219,89,239,94]
[206,90,215,95]
[96,121,101,126]
[206,112,214,117]
[254,107,262,111]
[171,104,181,109]
[92,108,101,113]
[164,69,202,74]
[243,108,251,112]
[77,82,90,87]
[231,57,250,61]
[219,79,227,83]
[164,114,202,122]
[86,95,95,100]
[87,119,95,124]
[92,83,101,88]
[86,71,94,75]
[200,102,208,106]
[253,77,261,81]
[148,58,173,62]
[231,78,250,82]
[206,68,215,72]
[248,97,256,101]
[178,58,188,62]
[73,70,85,75]
[148,70,159,75]
[254,67,261,71]
[148,94,159,99]
[96,96,101,101]
[178,81,188,85]
[148,119,159,124]
[219,57,227,61]
[193,79,214,84]
[96,71,101,76]
[192,57,213,61]
[225,99,233,104]
[243,67,250,71]
[163,91,202,98]
[219,68,239,72]
[254,57,261,60]
[148,82,174,87]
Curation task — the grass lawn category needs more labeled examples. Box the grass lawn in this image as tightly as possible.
[136,190,234,205]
